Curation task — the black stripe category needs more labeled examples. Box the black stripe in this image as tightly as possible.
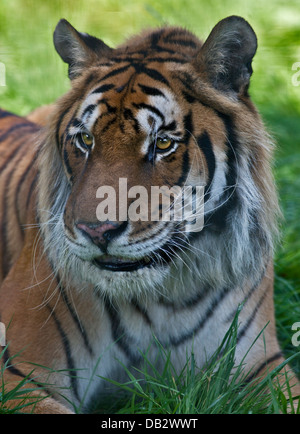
[141,66,170,87]
[219,114,239,200]
[244,352,283,384]
[116,84,126,93]
[1,146,31,278]
[226,265,267,323]
[61,115,82,158]
[15,153,38,237]
[56,277,94,356]
[48,306,80,402]
[174,71,196,94]
[104,300,142,366]
[131,300,152,326]
[123,108,140,133]
[0,140,25,174]
[91,83,115,95]
[82,104,97,119]
[181,90,197,104]
[163,120,177,132]
[0,136,38,276]
[175,148,189,187]
[145,57,187,64]
[108,54,187,64]
[71,118,83,129]
[197,131,216,201]
[132,102,165,122]
[83,71,97,88]
[150,45,177,55]
[204,113,239,231]
[151,29,164,47]
[109,56,143,65]
[0,109,17,119]
[25,172,38,210]
[169,111,193,187]
[163,37,198,49]
[0,122,38,143]
[63,147,73,178]
[98,99,117,115]
[102,116,118,133]
[100,64,131,82]
[159,286,208,310]
[2,345,30,380]
[138,83,166,98]
[55,106,73,150]
[169,286,231,347]
[236,289,268,345]
[1,345,52,396]
[183,111,194,142]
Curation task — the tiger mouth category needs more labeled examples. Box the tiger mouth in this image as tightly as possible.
[93,242,178,272]
[93,254,153,272]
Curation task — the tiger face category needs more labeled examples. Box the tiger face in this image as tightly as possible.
[62,78,206,264]
[39,17,273,299]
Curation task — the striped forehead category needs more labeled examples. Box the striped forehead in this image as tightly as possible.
[70,80,181,137]
[136,88,181,135]
[76,89,102,131]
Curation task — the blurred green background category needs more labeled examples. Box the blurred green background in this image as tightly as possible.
[0,0,299,372]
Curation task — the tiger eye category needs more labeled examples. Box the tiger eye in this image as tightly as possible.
[156,137,173,151]
[81,131,94,147]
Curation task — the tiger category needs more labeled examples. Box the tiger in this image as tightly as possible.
[0,15,299,414]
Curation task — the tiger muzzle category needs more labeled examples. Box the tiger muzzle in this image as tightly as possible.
[76,220,128,252]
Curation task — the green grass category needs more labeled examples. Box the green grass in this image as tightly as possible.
[1,0,300,414]
[97,310,299,415]
[1,309,299,414]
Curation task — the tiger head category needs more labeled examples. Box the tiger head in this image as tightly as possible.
[38,16,278,300]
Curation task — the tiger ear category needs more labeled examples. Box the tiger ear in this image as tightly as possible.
[195,16,257,94]
[53,19,113,79]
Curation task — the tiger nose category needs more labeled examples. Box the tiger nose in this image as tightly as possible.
[76,221,128,251]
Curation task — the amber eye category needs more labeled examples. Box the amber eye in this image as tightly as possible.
[80,131,94,147]
[156,137,173,151]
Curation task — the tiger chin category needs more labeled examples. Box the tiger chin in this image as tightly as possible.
[0,16,299,414]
